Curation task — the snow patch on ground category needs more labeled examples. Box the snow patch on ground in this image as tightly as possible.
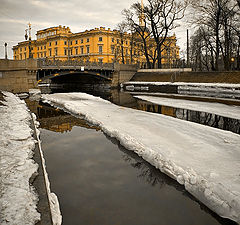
[0,92,40,225]
[42,93,240,224]
[134,95,240,120]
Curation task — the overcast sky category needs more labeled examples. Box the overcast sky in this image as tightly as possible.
[0,0,189,59]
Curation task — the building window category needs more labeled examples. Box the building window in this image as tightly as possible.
[44,52,46,57]
[86,46,89,54]
[112,38,114,43]
[75,47,78,55]
[37,47,39,51]
[81,39,83,44]
[64,49,67,55]
[111,46,114,54]
[24,47,26,51]
[70,41,72,45]
[81,47,84,55]
[75,40,78,44]
[55,48,58,56]
[49,42,51,47]
[126,41,128,45]
[117,39,119,44]
[41,46,43,50]
[24,53,26,59]
[37,53,39,58]
[86,38,89,43]
[99,36,102,42]
[49,49,52,56]
[41,52,43,58]
[55,41,58,45]
[70,49,72,55]
[44,45,46,49]
[20,48,22,52]
[98,45,103,54]
[64,41,67,45]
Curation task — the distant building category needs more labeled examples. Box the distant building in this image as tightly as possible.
[13,25,179,67]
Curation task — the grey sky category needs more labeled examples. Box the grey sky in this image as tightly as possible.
[0,0,188,59]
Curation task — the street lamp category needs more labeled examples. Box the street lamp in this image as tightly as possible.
[231,57,235,70]
[4,43,7,59]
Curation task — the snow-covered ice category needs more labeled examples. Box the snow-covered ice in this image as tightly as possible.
[29,89,41,101]
[0,92,40,225]
[42,92,240,224]
[123,82,240,99]
[124,81,240,88]
[134,95,240,120]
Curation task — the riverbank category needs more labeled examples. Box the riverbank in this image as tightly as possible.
[131,71,240,83]
[0,91,61,225]
[42,92,240,224]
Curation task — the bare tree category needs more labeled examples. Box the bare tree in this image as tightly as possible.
[144,0,186,68]
[122,0,187,69]
[190,0,240,71]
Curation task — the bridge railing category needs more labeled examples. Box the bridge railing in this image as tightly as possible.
[37,59,114,70]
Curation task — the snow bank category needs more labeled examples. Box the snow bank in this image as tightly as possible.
[42,93,240,224]
[0,92,40,225]
[134,95,240,120]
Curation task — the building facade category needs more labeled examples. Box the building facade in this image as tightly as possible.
[13,25,179,67]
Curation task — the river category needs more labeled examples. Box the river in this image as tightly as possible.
[26,89,237,225]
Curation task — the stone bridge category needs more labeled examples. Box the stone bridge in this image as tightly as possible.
[37,59,114,83]
[0,59,138,93]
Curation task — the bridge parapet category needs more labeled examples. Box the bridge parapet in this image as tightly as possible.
[37,59,114,71]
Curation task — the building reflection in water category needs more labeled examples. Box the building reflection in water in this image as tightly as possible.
[24,92,240,135]
[137,100,240,134]
[25,99,100,133]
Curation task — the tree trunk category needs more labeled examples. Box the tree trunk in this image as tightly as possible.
[157,46,162,69]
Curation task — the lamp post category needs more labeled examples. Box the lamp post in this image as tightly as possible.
[4,43,7,59]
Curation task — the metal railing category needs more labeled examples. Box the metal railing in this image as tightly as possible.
[37,59,114,70]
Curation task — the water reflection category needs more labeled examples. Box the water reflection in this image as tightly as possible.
[106,136,237,225]
[25,99,99,133]
[25,89,240,135]
[136,100,240,134]
[34,102,237,225]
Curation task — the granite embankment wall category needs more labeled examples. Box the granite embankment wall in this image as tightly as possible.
[0,59,38,93]
[112,64,138,87]
[131,70,240,83]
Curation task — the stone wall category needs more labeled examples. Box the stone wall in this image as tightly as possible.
[131,71,240,83]
[0,59,38,93]
[112,64,138,87]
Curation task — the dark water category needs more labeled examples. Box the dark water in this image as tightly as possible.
[35,103,237,225]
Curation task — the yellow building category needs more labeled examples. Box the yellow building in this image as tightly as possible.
[13,25,179,67]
